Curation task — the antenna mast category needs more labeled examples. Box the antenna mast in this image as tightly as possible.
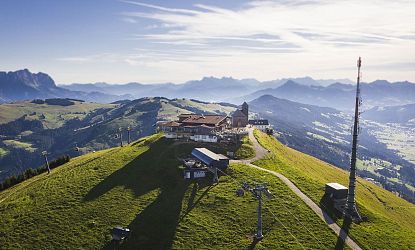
[344,57,363,222]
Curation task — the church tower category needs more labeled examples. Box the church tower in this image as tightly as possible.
[242,102,249,117]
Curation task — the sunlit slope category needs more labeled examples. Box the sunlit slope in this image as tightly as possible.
[0,100,114,127]
[254,130,415,250]
[1,134,343,249]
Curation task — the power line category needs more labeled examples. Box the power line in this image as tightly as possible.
[274,196,324,248]
[216,166,320,247]
[262,199,307,250]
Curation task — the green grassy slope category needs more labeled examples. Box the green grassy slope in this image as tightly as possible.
[234,135,255,159]
[1,133,345,249]
[0,100,115,128]
[253,130,415,250]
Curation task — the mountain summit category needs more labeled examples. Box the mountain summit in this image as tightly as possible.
[0,69,130,103]
[0,69,58,100]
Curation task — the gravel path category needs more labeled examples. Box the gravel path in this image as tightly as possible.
[231,128,362,250]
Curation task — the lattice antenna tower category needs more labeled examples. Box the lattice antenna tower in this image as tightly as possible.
[344,57,363,222]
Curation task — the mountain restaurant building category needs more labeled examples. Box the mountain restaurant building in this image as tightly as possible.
[158,114,230,142]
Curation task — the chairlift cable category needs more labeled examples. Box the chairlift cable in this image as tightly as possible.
[262,199,307,250]
[274,196,324,248]
[217,166,324,246]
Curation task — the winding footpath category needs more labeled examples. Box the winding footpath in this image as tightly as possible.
[231,128,362,250]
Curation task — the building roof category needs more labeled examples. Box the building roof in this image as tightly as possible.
[249,119,269,125]
[182,114,227,125]
[216,154,229,160]
[191,147,228,165]
[326,182,348,190]
[178,113,194,119]
[231,109,247,118]
[158,121,181,127]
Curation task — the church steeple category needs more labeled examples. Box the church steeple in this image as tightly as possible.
[242,102,248,117]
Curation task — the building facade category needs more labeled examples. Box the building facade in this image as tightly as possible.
[158,114,230,142]
[231,102,249,128]
[248,119,270,131]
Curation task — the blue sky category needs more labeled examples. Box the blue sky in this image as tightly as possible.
[1,0,415,84]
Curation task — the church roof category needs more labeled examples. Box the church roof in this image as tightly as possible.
[231,109,247,118]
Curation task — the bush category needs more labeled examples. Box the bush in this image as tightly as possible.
[44,98,75,106]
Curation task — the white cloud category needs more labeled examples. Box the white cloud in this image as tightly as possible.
[60,0,415,83]
[121,17,137,23]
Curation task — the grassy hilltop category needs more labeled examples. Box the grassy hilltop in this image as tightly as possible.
[0,132,414,249]
[1,133,340,249]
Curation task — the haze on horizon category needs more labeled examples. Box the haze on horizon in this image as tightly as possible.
[1,0,415,84]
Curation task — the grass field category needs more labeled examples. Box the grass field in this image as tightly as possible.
[253,130,415,250]
[0,101,115,128]
[3,140,37,153]
[1,133,346,249]
[0,148,8,158]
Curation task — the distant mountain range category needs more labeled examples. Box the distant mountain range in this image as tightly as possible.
[62,76,352,102]
[2,69,415,112]
[242,80,415,111]
[0,69,131,103]
[63,75,415,111]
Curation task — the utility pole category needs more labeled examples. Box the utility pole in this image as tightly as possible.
[42,151,50,174]
[127,126,131,144]
[255,187,263,240]
[344,57,363,222]
[238,182,272,240]
[119,127,123,147]
[251,184,272,240]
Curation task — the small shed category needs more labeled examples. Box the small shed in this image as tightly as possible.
[111,226,131,241]
[325,183,348,200]
[191,148,229,170]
